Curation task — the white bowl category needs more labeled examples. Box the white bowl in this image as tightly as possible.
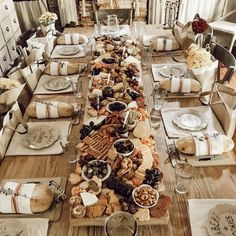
[82,160,111,182]
[113,138,135,157]
[132,184,159,209]
[106,101,127,113]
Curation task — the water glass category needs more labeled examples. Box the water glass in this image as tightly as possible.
[175,163,195,194]
[153,88,167,110]
[71,77,83,98]
[150,108,162,130]
[94,23,102,37]
[107,14,119,33]
[142,46,152,68]
[105,212,138,236]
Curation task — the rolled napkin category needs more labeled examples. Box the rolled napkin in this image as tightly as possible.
[170,77,191,93]
[0,182,53,214]
[175,132,234,156]
[159,78,201,93]
[156,38,172,51]
[27,101,74,118]
[57,34,88,45]
[45,61,79,75]
[193,132,223,156]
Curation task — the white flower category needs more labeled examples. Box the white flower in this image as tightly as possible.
[0,78,21,90]
[186,44,213,69]
[38,12,58,26]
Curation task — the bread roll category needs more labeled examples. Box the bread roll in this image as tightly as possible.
[44,62,79,75]
[0,183,54,214]
[27,101,74,118]
[30,184,54,213]
[175,134,234,155]
[159,78,201,93]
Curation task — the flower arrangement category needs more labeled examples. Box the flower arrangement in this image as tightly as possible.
[186,43,213,69]
[0,78,21,90]
[38,11,58,27]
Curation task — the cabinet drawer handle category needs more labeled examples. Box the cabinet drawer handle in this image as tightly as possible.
[13,19,17,24]
[6,27,9,32]
[4,5,8,10]
[3,56,6,61]
[12,46,15,50]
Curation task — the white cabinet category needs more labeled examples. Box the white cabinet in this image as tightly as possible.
[9,11,20,33]
[7,37,18,61]
[0,46,11,71]
[0,0,21,73]
[1,17,14,42]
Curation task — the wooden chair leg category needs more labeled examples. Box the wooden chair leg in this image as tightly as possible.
[68,225,74,236]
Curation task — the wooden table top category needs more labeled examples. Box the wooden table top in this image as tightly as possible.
[1,26,236,236]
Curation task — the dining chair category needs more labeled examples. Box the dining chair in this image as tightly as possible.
[93,8,133,25]
[209,9,236,52]
[209,42,236,83]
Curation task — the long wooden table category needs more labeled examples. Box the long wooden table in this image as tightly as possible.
[1,26,236,236]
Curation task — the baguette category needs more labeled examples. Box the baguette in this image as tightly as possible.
[57,34,88,45]
[175,134,234,155]
[159,78,201,93]
[44,61,79,75]
[27,101,74,118]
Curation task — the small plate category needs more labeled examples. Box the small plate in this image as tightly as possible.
[57,46,80,56]
[22,125,60,149]
[173,110,208,131]
[44,78,71,91]
[158,66,185,78]
[206,204,236,236]
[0,221,28,236]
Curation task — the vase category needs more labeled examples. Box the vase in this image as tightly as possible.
[40,23,55,35]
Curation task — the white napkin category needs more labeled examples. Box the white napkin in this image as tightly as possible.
[188,199,236,236]
[161,107,224,138]
[142,35,154,46]
[0,218,49,236]
[5,121,71,156]
[156,38,172,51]
[33,74,78,95]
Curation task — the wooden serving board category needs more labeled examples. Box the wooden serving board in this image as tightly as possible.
[0,177,67,222]
[68,212,169,236]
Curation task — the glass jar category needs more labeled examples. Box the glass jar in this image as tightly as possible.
[107,14,119,33]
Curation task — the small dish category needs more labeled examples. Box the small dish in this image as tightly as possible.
[57,46,80,56]
[132,184,159,209]
[173,110,208,131]
[44,78,71,91]
[158,66,185,78]
[206,204,236,236]
[81,160,111,182]
[113,138,135,156]
[22,125,60,150]
[106,101,127,113]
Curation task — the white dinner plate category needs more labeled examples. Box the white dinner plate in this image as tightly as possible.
[0,221,28,236]
[158,66,185,78]
[173,110,208,131]
[206,204,236,236]
[57,46,80,56]
[22,125,60,149]
[44,78,71,91]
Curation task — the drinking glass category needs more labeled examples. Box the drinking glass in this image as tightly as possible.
[60,135,79,164]
[150,108,162,130]
[70,77,83,98]
[153,88,167,110]
[142,45,152,68]
[107,14,119,33]
[105,212,138,236]
[175,163,195,194]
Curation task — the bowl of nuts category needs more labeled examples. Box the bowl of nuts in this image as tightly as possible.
[82,160,111,182]
[132,184,159,208]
